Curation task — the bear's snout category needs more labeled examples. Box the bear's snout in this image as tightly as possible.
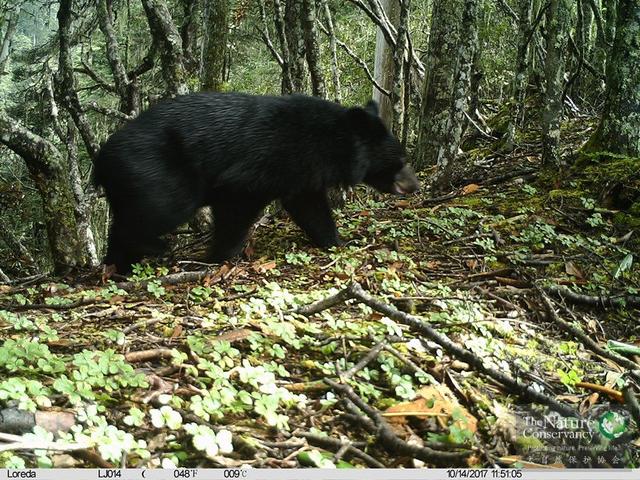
[393,165,420,195]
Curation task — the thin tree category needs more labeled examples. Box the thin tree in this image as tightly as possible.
[201,0,230,92]
[373,0,400,128]
[584,0,640,157]
[541,0,570,166]
[432,0,480,191]
[415,0,464,171]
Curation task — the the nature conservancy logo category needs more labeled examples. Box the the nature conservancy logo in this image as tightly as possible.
[598,410,628,439]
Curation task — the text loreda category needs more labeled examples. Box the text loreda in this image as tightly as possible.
[6,471,36,478]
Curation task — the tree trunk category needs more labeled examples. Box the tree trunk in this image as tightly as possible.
[415,0,464,171]
[504,0,533,149]
[584,0,640,157]
[321,0,341,102]
[57,0,100,160]
[96,0,141,115]
[0,111,82,273]
[373,0,400,128]
[391,0,410,139]
[301,0,326,98]
[201,0,229,92]
[432,0,480,191]
[284,0,307,92]
[0,4,20,75]
[271,0,294,94]
[66,123,99,267]
[141,0,189,96]
[541,0,570,166]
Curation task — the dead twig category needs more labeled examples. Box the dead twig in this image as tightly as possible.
[300,282,578,417]
[546,285,640,309]
[539,292,640,383]
[295,431,385,468]
[325,378,472,465]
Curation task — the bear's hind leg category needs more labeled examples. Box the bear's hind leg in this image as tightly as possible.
[209,198,268,262]
[282,192,342,248]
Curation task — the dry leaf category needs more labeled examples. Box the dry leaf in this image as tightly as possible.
[565,261,584,279]
[384,385,477,433]
[253,260,276,273]
[492,401,517,444]
[462,183,480,195]
[465,259,479,270]
[170,324,183,340]
[212,328,253,343]
[204,264,231,286]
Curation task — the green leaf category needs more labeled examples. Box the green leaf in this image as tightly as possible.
[614,254,633,279]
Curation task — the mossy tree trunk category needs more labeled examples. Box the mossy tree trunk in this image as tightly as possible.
[141,0,189,96]
[432,0,480,191]
[585,0,640,157]
[284,0,307,92]
[0,111,83,273]
[301,0,326,98]
[541,0,570,166]
[415,0,463,171]
[373,0,400,128]
[201,0,230,92]
[504,0,533,150]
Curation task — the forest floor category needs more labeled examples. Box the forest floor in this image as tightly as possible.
[1,116,640,469]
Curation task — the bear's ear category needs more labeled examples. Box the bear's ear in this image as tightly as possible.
[364,100,380,117]
[346,105,386,138]
[346,106,374,130]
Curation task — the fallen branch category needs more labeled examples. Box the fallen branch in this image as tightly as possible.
[539,292,640,383]
[115,269,216,290]
[0,432,90,453]
[325,378,472,466]
[295,431,385,468]
[0,297,97,312]
[623,386,640,429]
[546,285,640,309]
[300,282,578,417]
[124,348,175,363]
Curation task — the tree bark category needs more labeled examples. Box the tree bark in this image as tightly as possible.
[96,0,141,115]
[141,0,189,96]
[201,0,229,92]
[271,0,294,94]
[0,4,20,75]
[504,0,533,149]
[391,0,410,138]
[585,0,640,157]
[432,0,480,191]
[57,0,100,161]
[301,0,326,97]
[415,0,463,170]
[284,0,307,92]
[321,0,341,102]
[541,0,570,166]
[373,0,400,128]
[66,123,99,267]
[0,111,82,273]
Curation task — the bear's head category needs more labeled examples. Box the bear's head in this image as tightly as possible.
[347,101,420,195]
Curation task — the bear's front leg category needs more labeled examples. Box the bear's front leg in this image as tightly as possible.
[282,191,343,248]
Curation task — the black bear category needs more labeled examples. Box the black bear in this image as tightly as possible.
[94,93,419,272]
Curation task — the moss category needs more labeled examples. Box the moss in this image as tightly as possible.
[548,189,584,200]
[613,212,640,229]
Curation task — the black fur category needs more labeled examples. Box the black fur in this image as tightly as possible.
[94,92,419,272]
